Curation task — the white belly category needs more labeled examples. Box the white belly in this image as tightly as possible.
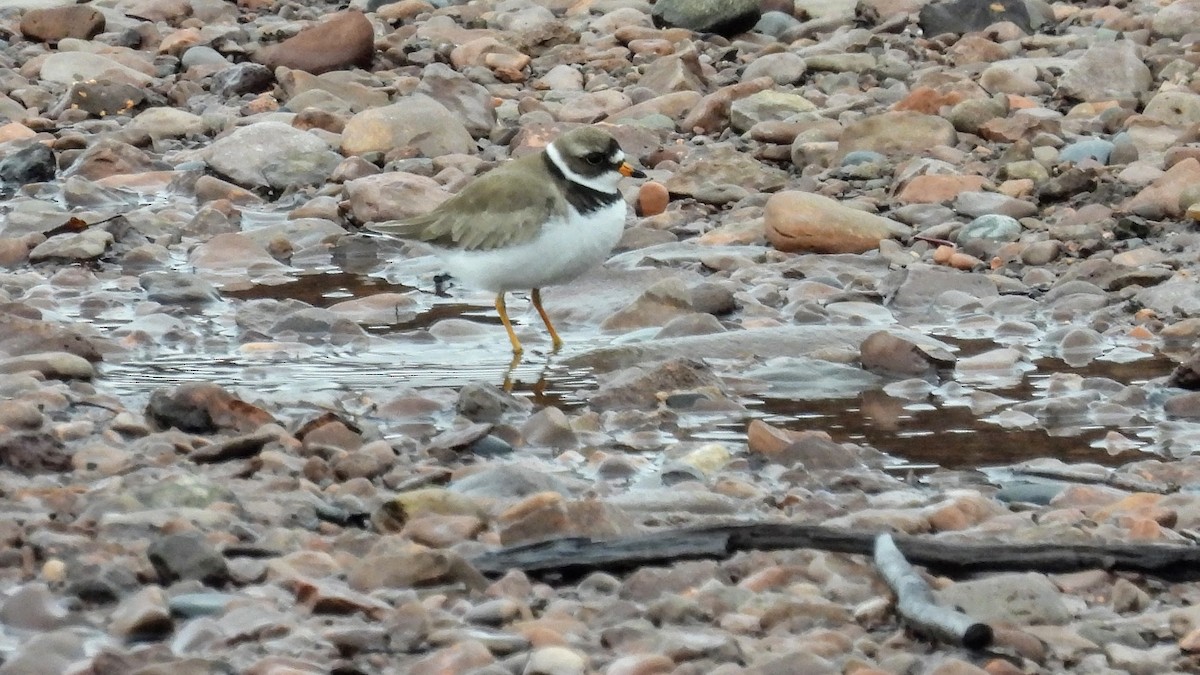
[439,200,627,293]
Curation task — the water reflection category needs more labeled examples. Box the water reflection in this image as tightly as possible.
[95,270,1181,471]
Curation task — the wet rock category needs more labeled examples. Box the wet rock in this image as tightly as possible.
[0,143,56,186]
[450,37,531,82]
[409,641,495,675]
[0,400,43,430]
[342,95,474,158]
[953,191,1037,219]
[1057,40,1151,103]
[372,489,488,533]
[1152,0,1200,38]
[20,5,105,42]
[730,91,816,133]
[681,76,775,135]
[211,62,274,98]
[344,172,450,223]
[146,382,276,434]
[588,358,727,409]
[665,144,787,204]
[131,107,206,140]
[860,331,955,378]
[450,463,576,501]
[651,0,761,35]
[955,214,1022,257]
[1168,355,1200,390]
[40,52,153,87]
[108,586,172,640]
[524,646,586,675]
[640,50,707,94]
[66,139,168,180]
[886,263,1000,310]
[189,431,274,464]
[1059,139,1114,165]
[205,122,340,190]
[0,314,101,361]
[936,573,1071,625]
[0,629,90,674]
[53,80,145,119]
[416,63,496,139]
[601,277,694,331]
[0,352,94,380]
[521,407,577,449]
[742,52,807,85]
[1122,158,1200,219]
[946,97,1007,135]
[456,382,530,423]
[29,229,112,263]
[765,191,909,254]
[139,271,220,305]
[189,232,293,279]
[146,532,229,585]
[254,10,374,75]
[498,493,638,544]
[1164,392,1200,419]
[0,583,70,630]
[348,539,487,591]
[838,112,958,159]
[919,0,1032,35]
[748,420,861,470]
[896,174,989,204]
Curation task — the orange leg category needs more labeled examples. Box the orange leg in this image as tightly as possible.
[495,293,523,355]
[531,288,563,351]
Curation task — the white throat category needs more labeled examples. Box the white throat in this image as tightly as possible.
[546,142,622,194]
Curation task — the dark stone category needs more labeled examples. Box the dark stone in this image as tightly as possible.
[0,143,56,186]
[1169,355,1200,391]
[0,313,102,361]
[146,382,276,434]
[0,432,72,474]
[65,564,141,604]
[588,358,728,409]
[918,0,1032,35]
[52,80,145,118]
[19,6,105,43]
[146,533,229,586]
[455,382,528,423]
[139,271,220,305]
[466,434,514,458]
[210,63,274,98]
[651,0,762,36]
[860,330,955,378]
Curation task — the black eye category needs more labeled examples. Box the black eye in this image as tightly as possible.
[585,153,605,165]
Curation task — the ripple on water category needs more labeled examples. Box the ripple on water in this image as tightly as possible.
[93,271,1181,471]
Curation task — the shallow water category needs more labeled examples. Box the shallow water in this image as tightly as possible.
[95,269,1179,471]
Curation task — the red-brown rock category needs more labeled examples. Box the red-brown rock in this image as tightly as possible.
[255,11,374,75]
[20,6,105,43]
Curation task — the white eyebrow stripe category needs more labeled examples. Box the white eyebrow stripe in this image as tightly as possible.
[546,141,621,194]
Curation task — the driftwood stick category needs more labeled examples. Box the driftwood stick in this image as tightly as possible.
[469,523,1200,582]
[1009,465,1175,495]
[873,533,993,649]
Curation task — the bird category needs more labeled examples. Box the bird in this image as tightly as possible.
[369,126,646,356]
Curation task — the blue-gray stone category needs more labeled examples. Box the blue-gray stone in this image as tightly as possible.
[957,214,1023,245]
[1059,138,1114,165]
[652,0,763,36]
[753,10,800,38]
[995,482,1064,505]
[841,150,887,167]
[169,592,237,618]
